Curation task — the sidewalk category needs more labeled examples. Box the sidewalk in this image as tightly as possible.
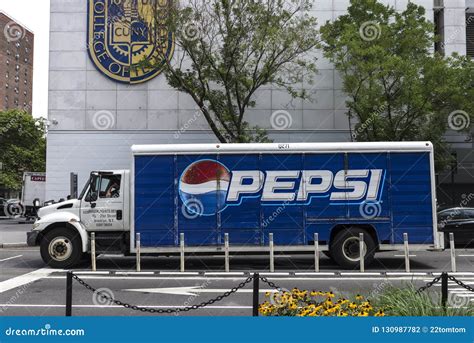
[0,218,31,247]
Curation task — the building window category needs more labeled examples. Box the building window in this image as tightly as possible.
[467,13,474,58]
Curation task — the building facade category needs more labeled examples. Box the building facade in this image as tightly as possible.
[46,0,473,204]
[0,12,34,113]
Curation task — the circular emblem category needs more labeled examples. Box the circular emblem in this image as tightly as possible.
[87,0,175,84]
[179,160,230,216]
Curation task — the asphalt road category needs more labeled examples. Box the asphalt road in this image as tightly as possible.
[0,247,473,316]
[1,220,473,316]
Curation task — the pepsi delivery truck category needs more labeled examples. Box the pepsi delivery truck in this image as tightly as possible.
[28,142,442,269]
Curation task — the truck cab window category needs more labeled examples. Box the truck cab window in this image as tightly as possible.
[100,175,121,198]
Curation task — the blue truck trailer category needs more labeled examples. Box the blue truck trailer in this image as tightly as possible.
[29,142,441,268]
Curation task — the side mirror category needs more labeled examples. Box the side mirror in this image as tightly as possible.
[85,191,98,203]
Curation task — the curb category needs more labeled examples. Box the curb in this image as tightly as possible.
[0,242,29,248]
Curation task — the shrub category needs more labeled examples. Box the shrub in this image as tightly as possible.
[374,285,474,316]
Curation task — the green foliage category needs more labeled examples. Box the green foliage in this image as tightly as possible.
[0,110,46,191]
[374,285,474,316]
[148,0,320,142]
[320,0,474,170]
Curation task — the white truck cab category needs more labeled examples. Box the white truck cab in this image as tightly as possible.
[27,170,130,268]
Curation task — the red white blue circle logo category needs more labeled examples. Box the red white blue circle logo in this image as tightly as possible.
[179,160,230,216]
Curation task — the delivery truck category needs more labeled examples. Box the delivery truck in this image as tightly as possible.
[27,142,442,269]
[21,172,46,220]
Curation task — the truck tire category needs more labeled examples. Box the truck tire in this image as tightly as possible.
[40,228,83,268]
[330,227,376,269]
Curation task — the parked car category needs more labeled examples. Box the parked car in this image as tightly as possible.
[438,207,474,248]
[0,198,6,217]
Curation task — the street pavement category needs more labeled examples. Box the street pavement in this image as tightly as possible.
[0,218,33,245]
[0,220,473,316]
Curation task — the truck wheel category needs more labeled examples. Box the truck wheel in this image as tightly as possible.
[40,228,83,268]
[330,228,376,269]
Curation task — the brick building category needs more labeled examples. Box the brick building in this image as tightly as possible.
[0,11,34,113]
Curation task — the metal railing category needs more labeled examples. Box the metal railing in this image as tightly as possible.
[88,231,461,274]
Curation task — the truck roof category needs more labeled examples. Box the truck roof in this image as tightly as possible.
[131,141,433,155]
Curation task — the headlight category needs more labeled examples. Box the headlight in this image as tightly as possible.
[32,223,40,229]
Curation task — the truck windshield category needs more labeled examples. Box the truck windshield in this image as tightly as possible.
[78,178,90,200]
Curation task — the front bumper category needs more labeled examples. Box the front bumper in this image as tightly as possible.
[26,231,40,246]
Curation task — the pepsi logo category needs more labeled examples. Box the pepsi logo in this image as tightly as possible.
[179,160,230,216]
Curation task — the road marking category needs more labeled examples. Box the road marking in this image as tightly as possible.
[0,255,22,262]
[46,275,438,281]
[339,272,381,276]
[0,304,252,309]
[393,254,417,257]
[458,254,474,257]
[0,268,62,294]
[122,286,278,296]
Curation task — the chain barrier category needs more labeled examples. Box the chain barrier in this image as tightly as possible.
[259,276,284,292]
[72,273,254,314]
[448,275,474,293]
[415,274,442,294]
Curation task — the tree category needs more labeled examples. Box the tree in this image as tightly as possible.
[320,0,474,169]
[145,0,319,143]
[0,110,46,191]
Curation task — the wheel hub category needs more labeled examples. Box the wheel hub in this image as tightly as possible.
[48,237,73,262]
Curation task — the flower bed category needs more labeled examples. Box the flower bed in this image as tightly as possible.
[259,288,385,317]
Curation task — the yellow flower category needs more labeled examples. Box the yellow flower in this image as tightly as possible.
[355,294,364,300]
[349,302,357,309]
[326,291,335,298]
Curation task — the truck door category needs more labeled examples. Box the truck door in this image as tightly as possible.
[80,172,124,231]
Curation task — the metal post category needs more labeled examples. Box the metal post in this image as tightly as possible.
[252,273,260,316]
[136,233,141,272]
[65,271,73,316]
[269,233,274,272]
[359,233,365,273]
[180,233,185,272]
[314,233,319,272]
[441,272,448,312]
[91,232,96,272]
[449,233,456,272]
[403,233,410,273]
[224,233,229,272]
